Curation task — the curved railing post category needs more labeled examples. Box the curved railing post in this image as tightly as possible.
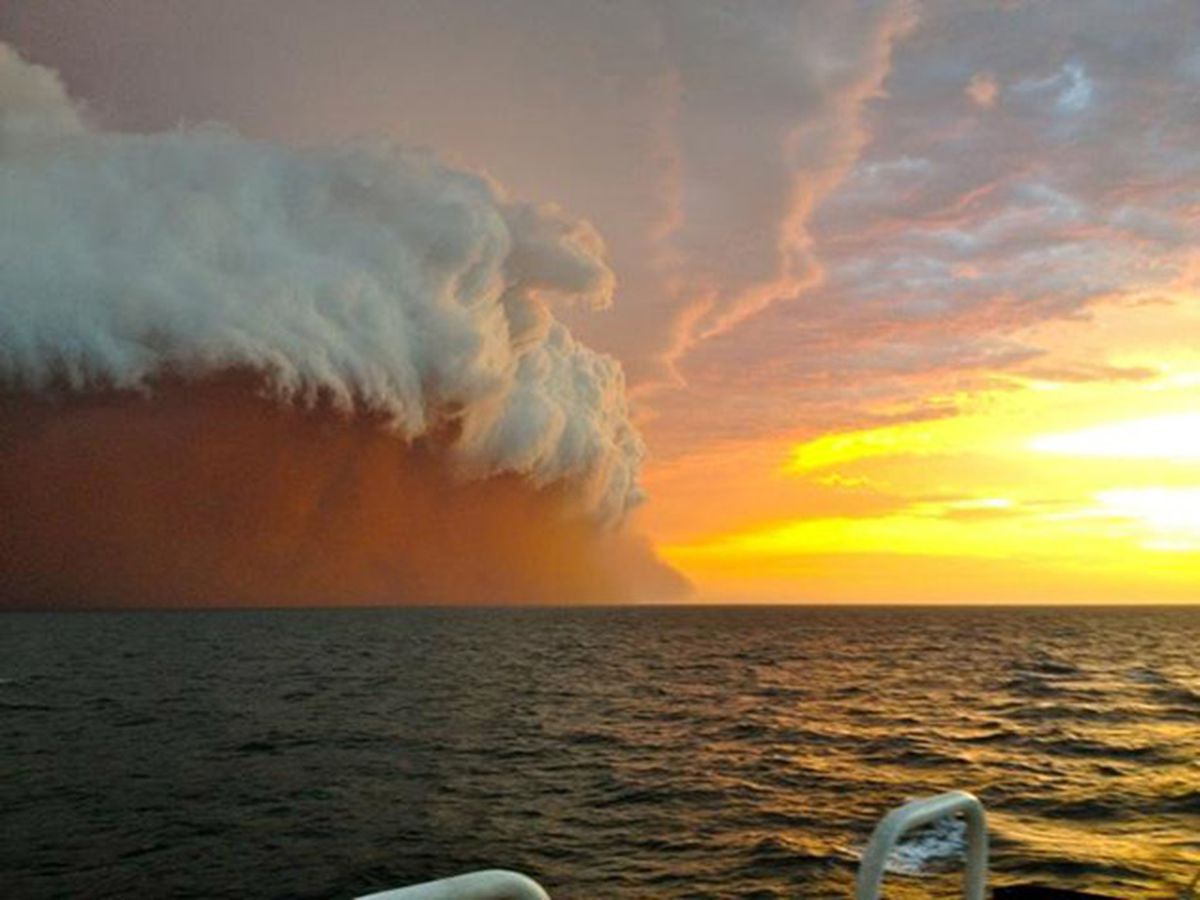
[855,790,988,900]
[356,868,551,900]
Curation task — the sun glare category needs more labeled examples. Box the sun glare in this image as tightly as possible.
[1030,413,1200,461]
[1094,487,1200,550]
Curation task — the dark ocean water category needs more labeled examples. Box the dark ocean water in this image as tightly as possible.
[3,606,1198,899]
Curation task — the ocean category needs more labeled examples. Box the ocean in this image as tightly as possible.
[3,606,1198,899]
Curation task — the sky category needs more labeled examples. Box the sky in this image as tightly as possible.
[3,0,1199,604]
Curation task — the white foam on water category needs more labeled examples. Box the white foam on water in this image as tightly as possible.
[885,815,968,876]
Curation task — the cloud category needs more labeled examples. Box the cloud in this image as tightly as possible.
[0,378,692,609]
[1016,362,1159,384]
[0,42,692,606]
[649,0,1200,449]
[0,0,916,388]
[966,72,999,108]
[0,42,638,521]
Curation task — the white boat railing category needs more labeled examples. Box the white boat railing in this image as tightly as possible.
[357,791,989,900]
[356,869,551,900]
[856,790,988,900]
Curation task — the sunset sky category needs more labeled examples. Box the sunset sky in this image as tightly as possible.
[4,1,1198,604]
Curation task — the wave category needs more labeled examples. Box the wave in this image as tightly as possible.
[883,815,967,876]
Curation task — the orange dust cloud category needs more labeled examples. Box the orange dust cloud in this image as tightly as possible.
[0,375,688,609]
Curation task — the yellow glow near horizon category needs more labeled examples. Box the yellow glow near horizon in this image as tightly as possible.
[1094,487,1200,551]
[668,486,1200,562]
[653,353,1200,602]
[1030,413,1200,461]
[786,419,949,472]
[642,283,1200,604]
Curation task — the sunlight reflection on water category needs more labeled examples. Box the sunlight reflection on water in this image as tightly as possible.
[3,605,1198,898]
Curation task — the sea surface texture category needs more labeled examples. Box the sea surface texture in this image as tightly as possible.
[3,606,1198,899]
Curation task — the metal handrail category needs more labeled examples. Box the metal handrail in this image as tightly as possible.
[356,869,551,900]
[357,793,989,900]
[855,790,988,900]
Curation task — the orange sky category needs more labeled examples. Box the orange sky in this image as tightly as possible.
[648,298,1200,602]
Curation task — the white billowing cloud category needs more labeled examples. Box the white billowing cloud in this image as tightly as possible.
[0,1,915,387]
[0,43,84,149]
[0,44,642,522]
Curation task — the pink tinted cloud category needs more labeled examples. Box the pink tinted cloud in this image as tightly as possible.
[2,0,915,389]
[649,0,1200,452]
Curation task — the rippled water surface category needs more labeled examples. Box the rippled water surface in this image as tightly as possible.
[4,606,1199,898]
